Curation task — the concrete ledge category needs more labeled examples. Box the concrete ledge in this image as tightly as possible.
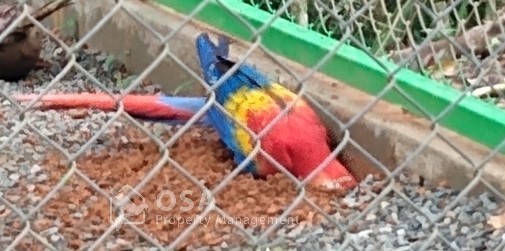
[35,0,505,194]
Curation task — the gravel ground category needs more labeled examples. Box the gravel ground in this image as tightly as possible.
[0,36,504,250]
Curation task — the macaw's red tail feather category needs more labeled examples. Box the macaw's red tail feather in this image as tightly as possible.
[13,93,203,121]
[14,93,121,111]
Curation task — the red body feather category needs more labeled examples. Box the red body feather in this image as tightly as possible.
[228,91,357,189]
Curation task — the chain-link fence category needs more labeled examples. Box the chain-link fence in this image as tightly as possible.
[0,0,505,250]
[249,0,505,106]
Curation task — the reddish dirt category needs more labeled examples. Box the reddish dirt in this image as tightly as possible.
[2,120,380,250]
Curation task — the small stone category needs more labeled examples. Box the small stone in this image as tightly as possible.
[386,213,398,224]
[116,238,132,247]
[365,213,377,221]
[67,109,89,119]
[43,227,59,236]
[106,242,117,249]
[30,165,42,174]
[30,195,41,203]
[50,234,60,242]
[83,233,93,240]
[0,236,12,242]
[457,212,472,224]
[415,215,427,228]
[120,136,128,143]
[152,123,165,136]
[34,146,45,153]
[376,234,388,242]
[342,197,358,207]
[221,241,229,249]
[356,229,372,238]
[312,228,324,235]
[394,246,411,251]
[472,212,485,222]
[6,195,20,202]
[286,224,305,238]
[37,174,48,182]
[277,228,287,236]
[380,201,390,209]
[461,226,470,234]
[443,217,451,225]
[359,194,372,203]
[53,47,64,56]
[296,236,307,243]
[397,229,406,236]
[407,218,422,231]
[449,223,458,236]
[9,173,20,181]
[3,165,17,172]
[379,226,392,233]
[446,211,456,219]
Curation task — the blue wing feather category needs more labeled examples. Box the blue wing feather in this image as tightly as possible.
[205,105,254,173]
[195,33,261,174]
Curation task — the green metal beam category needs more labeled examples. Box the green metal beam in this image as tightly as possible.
[155,0,505,153]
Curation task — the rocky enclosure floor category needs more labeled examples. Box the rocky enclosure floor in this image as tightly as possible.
[0,36,504,250]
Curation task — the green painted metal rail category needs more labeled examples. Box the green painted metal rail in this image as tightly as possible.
[156,0,505,154]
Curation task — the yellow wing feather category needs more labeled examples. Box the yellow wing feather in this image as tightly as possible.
[223,83,303,155]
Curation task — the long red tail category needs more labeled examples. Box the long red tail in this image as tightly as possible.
[13,93,205,121]
[14,93,123,111]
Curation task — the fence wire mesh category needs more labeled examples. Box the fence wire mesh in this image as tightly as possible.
[0,0,504,250]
